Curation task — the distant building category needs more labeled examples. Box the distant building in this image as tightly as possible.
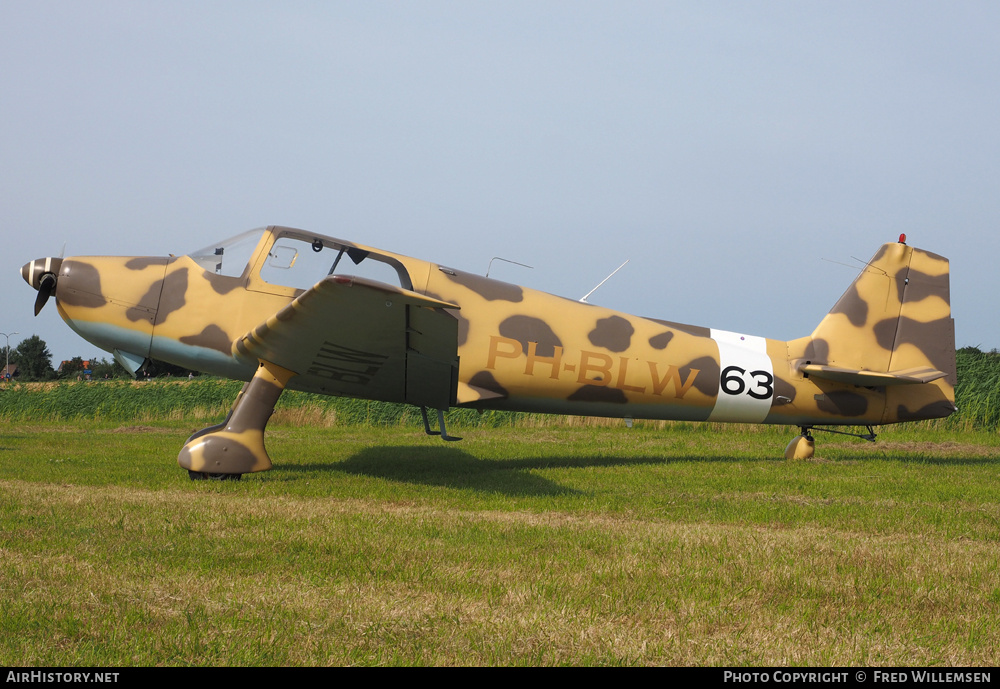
[57,359,93,380]
[1,364,17,381]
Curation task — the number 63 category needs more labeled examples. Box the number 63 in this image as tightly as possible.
[721,365,773,400]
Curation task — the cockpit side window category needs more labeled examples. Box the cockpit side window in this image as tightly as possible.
[259,235,411,290]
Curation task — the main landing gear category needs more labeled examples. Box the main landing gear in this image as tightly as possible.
[785,425,877,459]
[178,359,295,480]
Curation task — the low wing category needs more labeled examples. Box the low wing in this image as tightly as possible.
[234,276,460,408]
[799,363,948,386]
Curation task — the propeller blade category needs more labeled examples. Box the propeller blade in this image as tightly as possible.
[34,273,56,316]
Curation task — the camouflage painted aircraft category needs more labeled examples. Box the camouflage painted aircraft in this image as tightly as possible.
[22,227,956,478]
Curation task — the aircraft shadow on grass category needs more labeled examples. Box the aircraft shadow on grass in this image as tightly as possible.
[277,443,999,497]
[281,445,743,496]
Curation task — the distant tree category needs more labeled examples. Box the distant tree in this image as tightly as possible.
[59,356,86,379]
[11,335,54,381]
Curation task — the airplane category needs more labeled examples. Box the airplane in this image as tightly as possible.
[21,227,956,479]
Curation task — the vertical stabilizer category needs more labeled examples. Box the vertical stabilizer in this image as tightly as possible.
[803,240,955,422]
[809,242,910,373]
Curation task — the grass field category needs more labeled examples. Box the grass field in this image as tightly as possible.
[1,417,998,666]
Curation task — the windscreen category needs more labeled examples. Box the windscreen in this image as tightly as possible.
[188,228,267,278]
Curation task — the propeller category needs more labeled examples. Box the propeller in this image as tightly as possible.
[20,257,63,316]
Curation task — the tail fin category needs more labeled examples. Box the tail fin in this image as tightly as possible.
[801,240,956,421]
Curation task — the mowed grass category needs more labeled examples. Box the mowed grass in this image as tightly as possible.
[0,420,998,666]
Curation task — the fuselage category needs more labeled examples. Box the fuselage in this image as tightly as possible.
[28,226,955,428]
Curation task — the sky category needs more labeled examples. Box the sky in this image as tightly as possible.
[3,1,998,365]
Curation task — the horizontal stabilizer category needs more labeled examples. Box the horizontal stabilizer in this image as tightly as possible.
[800,363,948,387]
